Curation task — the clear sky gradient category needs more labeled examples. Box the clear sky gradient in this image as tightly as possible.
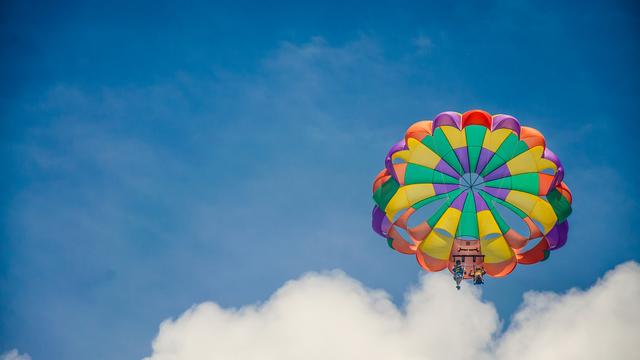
[1,1,639,359]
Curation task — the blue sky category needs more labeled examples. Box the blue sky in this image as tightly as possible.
[1,1,639,359]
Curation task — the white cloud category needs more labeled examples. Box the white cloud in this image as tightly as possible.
[413,35,433,54]
[0,350,31,360]
[145,262,640,360]
[496,261,640,360]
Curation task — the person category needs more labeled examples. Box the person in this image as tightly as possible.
[473,267,485,285]
[453,260,464,290]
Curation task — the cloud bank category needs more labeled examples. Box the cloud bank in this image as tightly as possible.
[145,261,639,360]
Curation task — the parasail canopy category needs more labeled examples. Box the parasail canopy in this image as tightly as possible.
[372,110,572,278]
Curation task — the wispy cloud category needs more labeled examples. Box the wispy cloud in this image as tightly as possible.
[0,350,30,360]
[413,34,433,55]
[4,36,447,359]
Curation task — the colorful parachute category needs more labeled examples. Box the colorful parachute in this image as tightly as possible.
[372,110,572,279]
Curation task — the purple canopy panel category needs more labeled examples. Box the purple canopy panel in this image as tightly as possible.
[543,148,564,188]
[492,114,521,136]
[384,139,407,183]
[484,163,512,181]
[450,191,468,211]
[381,215,392,236]
[546,220,569,250]
[435,159,460,179]
[454,147,470,173]
[371,206,386,236]
[473,192,490,212]
[433,111,462,130]
[483,187,509,200]
[433,183,458,195]
[475,148,495,175]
